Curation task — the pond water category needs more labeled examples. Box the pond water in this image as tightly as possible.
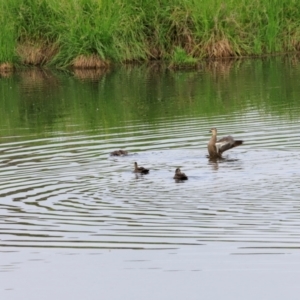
[0,58,300,300]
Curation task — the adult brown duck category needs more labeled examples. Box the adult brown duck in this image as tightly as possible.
[173,168,188,180]
[110,150,128,156]
[133,162,149,174]
[207,128,243,159]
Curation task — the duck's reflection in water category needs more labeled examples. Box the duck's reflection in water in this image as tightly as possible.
[208,156,241,171]
[208,158,219,171]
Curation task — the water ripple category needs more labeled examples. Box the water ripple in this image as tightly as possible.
[0,112,300,252]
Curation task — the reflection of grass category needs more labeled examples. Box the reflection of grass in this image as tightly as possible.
[73,68,109,81]
[0,58,300,138]
[1,0,300,67]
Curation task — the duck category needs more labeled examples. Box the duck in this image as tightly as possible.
[173,168,188,180]
[133,162,149,174]
[110,150,128,156]
[207,127,243,159]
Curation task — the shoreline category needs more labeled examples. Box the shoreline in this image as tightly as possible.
[1,50,299,72]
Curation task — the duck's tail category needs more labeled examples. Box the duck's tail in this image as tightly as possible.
[233,140,243,147]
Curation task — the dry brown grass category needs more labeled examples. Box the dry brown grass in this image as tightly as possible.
[72,54,110,69]
[204,38,235,58]
[181,31,197,54]
[17,41,58,65]
[290,35,300,52]
[0,62,14,70]
[148,46,163,60]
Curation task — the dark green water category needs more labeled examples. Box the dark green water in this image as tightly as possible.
[1,58,300,138]
[0,58,300,300]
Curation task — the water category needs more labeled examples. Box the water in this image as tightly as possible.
[0,58,300,299]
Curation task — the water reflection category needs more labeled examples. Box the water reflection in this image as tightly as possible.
[208,159,220,171]
[1,57,300,137]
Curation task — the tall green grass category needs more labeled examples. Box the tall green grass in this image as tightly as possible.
[0,1,17,64]
[1,0,300,67]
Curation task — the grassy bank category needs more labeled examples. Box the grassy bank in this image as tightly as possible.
[1,0,300,69]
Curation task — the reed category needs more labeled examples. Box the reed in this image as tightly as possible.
[1,0,300,68]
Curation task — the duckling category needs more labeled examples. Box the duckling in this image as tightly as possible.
[173,168,188,180]
[207,128,243,159]
[133,162,149,174]
[110,150,128,156]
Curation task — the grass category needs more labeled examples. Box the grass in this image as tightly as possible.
[0,1,17,65]
[169,47,198,68]
[1,0,300,68]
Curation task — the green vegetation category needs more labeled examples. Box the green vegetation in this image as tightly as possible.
[169,47,198,68]
[1,0,300,68]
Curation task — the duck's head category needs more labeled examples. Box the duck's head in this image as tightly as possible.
[209,128,217,135]
[134,162,138,168]
[175,168,181,174]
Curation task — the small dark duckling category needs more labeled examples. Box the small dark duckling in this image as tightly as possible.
[133,162,149,174]
[173,168,188,180]
[110,150,128,156]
